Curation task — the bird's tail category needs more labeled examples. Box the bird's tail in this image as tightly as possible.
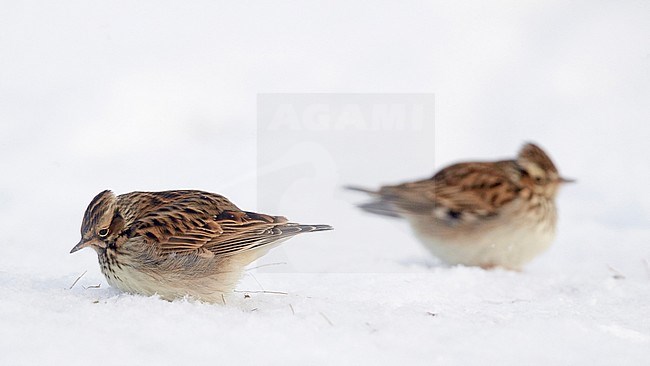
[343,185,379,195]
[281,223,333,234]
[344,185,403,219]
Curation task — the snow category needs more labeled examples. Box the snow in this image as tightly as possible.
[1,1,650,365]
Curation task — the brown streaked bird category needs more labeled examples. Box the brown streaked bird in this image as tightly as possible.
[71,190,332,303]
[347,143,573,270]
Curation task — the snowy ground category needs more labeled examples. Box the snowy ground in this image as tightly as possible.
[1,1,650,365]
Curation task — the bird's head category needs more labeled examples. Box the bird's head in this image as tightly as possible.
[516,143,574,198]
[70,190,124,254]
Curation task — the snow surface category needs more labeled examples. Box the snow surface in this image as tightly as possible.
[1,1,650,365]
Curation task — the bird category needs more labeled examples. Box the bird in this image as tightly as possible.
[70,190,332,303]
[347,143,573,270]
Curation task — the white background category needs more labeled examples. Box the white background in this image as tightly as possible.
[1,1,649,365]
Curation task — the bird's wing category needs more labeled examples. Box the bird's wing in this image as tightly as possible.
[128,194,329,257]
[199,211,330,257]
[376,162,522,223]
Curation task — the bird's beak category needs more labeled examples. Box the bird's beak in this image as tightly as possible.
[70,239,91,254]
[559,177,576,184]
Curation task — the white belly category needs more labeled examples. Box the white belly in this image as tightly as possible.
[408,198,557,270]
[99,248,258,303]
[415,220,556,270]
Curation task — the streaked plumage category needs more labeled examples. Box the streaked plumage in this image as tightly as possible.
[348,143,572,270]
[71,190,332,302]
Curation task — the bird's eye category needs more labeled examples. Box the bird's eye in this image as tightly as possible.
[534,176,544,184]
[98,228,109,237]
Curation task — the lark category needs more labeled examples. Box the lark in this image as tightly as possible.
[348,143,573,270]
[70,190,332,303]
